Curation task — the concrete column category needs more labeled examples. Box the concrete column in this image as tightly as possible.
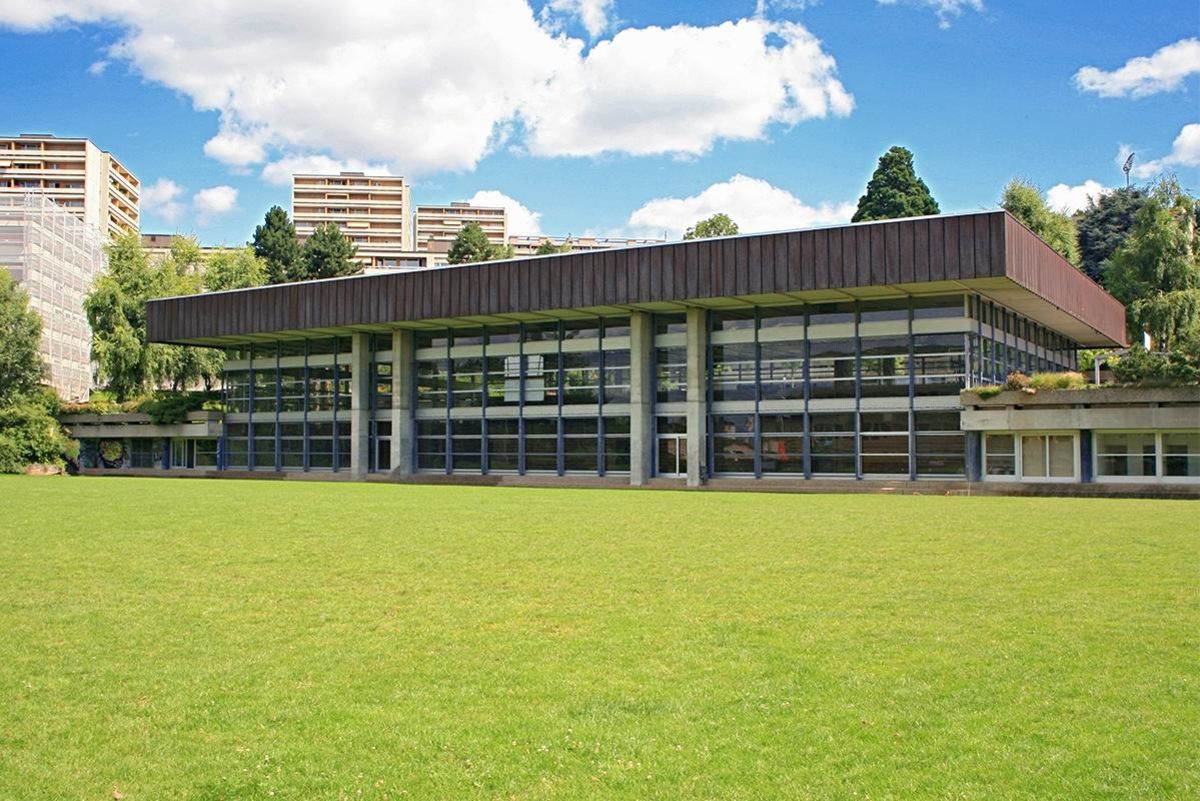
[628,311,654,485]
[349,332,371,479]
[390,329,415,475]
[685,306,708,487]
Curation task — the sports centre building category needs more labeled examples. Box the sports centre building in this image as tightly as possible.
[129,211,1197,491]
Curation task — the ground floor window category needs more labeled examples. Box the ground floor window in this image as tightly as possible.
[1095,431,1200,482]
[984,432,1077,481]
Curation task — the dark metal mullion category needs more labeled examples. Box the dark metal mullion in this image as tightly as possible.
[908,300,917,481]
[705,310,714,480]
[596,322,605,476]
[331,339,339,473]
[247,349,256,471]
[802,311,812,480]
[854,304,862,480]
[517,325,526,475]
[481,330,489,475]
[556,323,565,476]
[753,309,763,479]
[274,345,282,473]
[443,339,452,476]
[302,341,310,472]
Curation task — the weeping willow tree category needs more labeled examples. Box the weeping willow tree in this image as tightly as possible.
[1103,177,1200,350]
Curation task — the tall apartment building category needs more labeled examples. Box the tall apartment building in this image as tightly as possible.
[414,202,508,262]
[508,234,665,257]
[292,172,430,271]
[0,134,139,238]
[0,194,107,401]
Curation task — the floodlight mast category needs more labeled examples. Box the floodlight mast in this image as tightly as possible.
[1122,153,1135,189]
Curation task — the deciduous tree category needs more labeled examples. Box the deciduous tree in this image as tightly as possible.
[1103,178,1200,350]
[0,271,47,406]
[204,247,268,291]
[683,213,739,240]
[1001,179,1080,266]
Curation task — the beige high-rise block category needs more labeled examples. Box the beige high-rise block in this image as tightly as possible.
[0,134,139,239]
[414,202,507,262]
[293,172,431,271]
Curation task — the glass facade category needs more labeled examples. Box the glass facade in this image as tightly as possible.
[194,294,1141,484]
[414,318,632,475]
[705,296,969,479]
[220,337,354,471]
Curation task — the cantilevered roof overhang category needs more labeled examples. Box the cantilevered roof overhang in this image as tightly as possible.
[147,210,1127,348]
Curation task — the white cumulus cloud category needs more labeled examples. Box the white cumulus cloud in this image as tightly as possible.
[0,2,852,175]
[523,19,853,158]
[465,190,543,237]
[261,154,393,187]
[1074,38,1200,98]
[140,177,186,225]
[1127,123,1200,178]
[626,174,855,240]
[1045,180,1112,215]
[193,185,239,224]
[875,0,984,29]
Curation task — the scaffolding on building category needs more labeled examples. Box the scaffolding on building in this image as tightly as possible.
[0,194,107,401]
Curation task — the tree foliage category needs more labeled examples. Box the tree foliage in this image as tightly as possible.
[294,222,361,281]
[1103,178,1200,350]
[204,247,268,291]
[852,146,940,223]
[1000,179,1080,266]
[0,271,47,407]
[252,206,303,284]
[0,391,77,473]
[1077,187,1147,283]
[84,231,222,399]
[447,222,513,264]
[683,213,739,240]
[535,238,573,255]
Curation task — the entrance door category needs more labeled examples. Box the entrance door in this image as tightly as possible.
[657,434,687,477]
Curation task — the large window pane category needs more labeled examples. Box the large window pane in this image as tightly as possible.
[1048,435,1075,477]
[563,417,598,472]
[656,346,687,403]
[759,341,804,401]
[713,413,755,474]
[1164,433,1200,478]
[451,419,482,472]
[711,342,756,402]
[416,419,446,471]
[486,418,519,472]
[809,339,855,400]
[760,414,804,474]
[1096,432,1157,478]
[985,433,1015,476]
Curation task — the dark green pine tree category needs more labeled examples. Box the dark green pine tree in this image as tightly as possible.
[852,146,940,223]
[251,206,303,284]
[447,222,502,264]
[298,223,361,281]
[1077,187,1148,283]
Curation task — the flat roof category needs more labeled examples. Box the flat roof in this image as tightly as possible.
[146,210,1127,347]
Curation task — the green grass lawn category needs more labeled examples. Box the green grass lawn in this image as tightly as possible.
[0,476,1196,800]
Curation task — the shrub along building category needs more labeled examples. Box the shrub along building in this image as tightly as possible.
[124,210,1197,492]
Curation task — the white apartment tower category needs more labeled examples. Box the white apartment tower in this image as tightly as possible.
[292,172,430,270]
[0,134,139,238]
[0,195,107,401]
[414,202,508,262]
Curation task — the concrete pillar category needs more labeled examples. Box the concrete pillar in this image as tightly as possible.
[349,332,371,479]
[685,306,707,487]
[629,311,654,485]
[390,329,415,475]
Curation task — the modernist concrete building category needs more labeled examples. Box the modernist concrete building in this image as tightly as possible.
[0,133,139,238]
[131,210,1199,492]
[1,194,107,400]
[292,172,426,271]
[414,202,508,262]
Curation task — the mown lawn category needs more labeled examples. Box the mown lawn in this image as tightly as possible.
[0,476,1196,800]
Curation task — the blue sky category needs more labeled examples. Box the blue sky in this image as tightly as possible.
[1,0,1196,245]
